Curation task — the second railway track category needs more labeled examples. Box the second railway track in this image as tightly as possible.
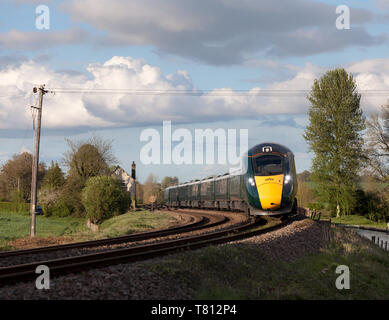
[0,209,228,260]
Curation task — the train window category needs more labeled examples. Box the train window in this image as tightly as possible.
[253,155,283,176]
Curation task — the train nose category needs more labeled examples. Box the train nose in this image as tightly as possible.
[254,174,284,210]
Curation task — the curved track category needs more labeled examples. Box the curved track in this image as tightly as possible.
[0,210,227,259]
[0,210,291,286]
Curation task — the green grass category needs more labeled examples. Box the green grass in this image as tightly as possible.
[0,212,87,250]
[331,215,387,229]
[81,210,177,239]
[149,227,389,299]
[0,210,177,251]
[0,201,29,214]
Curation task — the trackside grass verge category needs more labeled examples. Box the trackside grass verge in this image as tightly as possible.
[0,210,177,251]
[149,226,389,299]
[331,215,387,230]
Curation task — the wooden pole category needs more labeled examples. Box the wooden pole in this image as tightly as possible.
[30,85,46,237]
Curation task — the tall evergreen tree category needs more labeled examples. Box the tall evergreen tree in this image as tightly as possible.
[304,68,365,217]
[42,161,65,191]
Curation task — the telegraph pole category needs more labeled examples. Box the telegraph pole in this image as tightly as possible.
[30,85,47,237]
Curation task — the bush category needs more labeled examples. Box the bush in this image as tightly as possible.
[43,197,72,217]
[81,176,129,224]
[0,201,29,214]
[306,202,324,211]
[354,188,388,222]
[10,189,29,213]
[60,175,86,217]
[38,188,70,217]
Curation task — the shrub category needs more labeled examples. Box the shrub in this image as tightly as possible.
[10,189,28,213]
[307,202,324,211]
[0,201,29,214]
[39,187,73,218]
[81,176,129,224]
[43,197,72,217]
[354,188,389,222]
[60,175,86,217]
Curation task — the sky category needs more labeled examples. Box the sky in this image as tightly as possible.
[0,0,389,183]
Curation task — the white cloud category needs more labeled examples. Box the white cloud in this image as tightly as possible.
[348,58,389,112]
[0,56,388,132]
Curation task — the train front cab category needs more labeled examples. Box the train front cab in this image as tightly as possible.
[245,144,297,216]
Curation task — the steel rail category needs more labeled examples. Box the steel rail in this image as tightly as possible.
[0,210,228,258]
[0,215,288,286]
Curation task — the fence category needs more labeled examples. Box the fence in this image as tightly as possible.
[371,235,389,251]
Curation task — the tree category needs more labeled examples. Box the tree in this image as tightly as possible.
[0,152,45,201]
[63,135,116,183]
[41,161,65,191]
[303,68,366,217]
[61,136,117,216]
[82,176,129,224]
[159,176,178,203]
[365,103,389,180]
[68,144,109,183]
[142,173,163,204]
[296,172,315,208]
[161,176,179,190]
[39,161,67,217]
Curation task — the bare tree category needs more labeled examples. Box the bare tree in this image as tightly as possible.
[365,103,389,179]
[0,152,45,201]
[62,135,117,172]
[142,173,162,204]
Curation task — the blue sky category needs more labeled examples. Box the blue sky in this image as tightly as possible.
[0,0,389,182]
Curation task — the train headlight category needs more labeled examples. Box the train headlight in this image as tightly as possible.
[248,177,255,186]
[284,175,291,184]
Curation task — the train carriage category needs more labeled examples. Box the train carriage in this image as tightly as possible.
[164,142,297,218]
[187,181,201,208]
[228,173,246,211]
[215,174,230,210]
[200,177,215,209]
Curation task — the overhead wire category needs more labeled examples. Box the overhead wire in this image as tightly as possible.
[46,88,389,97]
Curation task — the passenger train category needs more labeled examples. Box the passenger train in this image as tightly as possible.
[164,143,298,217]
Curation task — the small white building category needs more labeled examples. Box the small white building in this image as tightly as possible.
[111,166,136,198]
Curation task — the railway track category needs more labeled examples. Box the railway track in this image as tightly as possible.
[0,210,226,259]
[0,210,291,286]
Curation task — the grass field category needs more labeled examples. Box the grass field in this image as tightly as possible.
[0,210,177,251]
[331,215,388,230]
[150,227,389,299]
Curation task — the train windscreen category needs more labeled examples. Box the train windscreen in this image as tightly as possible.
[253,154,283,176]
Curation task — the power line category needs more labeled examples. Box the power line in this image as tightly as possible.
[0,89,389,98]
[47,88,389,97]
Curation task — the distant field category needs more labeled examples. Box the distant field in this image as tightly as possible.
[331,215,388,230]
[0,210,177,251]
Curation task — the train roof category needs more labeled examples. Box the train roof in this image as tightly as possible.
[248,142,293,157]
[165,142,293,190]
